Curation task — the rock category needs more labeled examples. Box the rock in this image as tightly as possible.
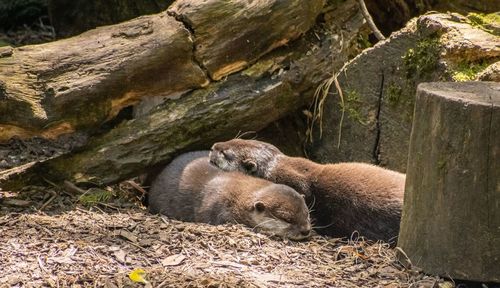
[309,13,500,172]
[478,61,500,82]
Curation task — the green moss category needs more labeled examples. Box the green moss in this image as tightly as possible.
[403,38,441,79]
[451,61,489,82]
[467,12,500,36]
[340,89,367,125]
[78,188,114,206]
[356,34,372,50]
[386,83,404,107]
[385,81,415,121]
[0,39,12,47]
[242,60,275,78]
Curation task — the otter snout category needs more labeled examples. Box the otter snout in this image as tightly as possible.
[210,143,224,154]
[209,144,222,165]
[288,223,312,240]
[209,143,238,171]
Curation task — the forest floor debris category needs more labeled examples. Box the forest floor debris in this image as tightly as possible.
[0,190,446,288]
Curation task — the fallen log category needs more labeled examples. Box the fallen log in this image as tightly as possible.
[0,0,366,190]
[398,81,500,282]
[0,0,324,142]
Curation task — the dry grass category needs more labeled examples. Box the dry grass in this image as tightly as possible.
[305,71,346,151]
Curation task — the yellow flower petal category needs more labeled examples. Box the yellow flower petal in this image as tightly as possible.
[129,268,148,284]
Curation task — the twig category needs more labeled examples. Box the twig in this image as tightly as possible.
[125,180,147,196]
[37,255,49,273]
[357,0,386,41]
[333,76,345,148]
[39,190,57,211]
[63,180,87,195]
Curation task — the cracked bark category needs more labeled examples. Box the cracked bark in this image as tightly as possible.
[166,10,212,81]
[0,12,208,141]
[168,0,325,80]
[0,0,324,141]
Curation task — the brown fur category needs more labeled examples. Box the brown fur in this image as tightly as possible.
[210,140,405,242]
[149,151,311,240]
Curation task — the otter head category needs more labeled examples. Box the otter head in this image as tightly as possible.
[210,139,282,178]
[248,184,311,241]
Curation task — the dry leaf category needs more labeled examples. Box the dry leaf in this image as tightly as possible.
[114,250,127,264]
[161,254,186,266]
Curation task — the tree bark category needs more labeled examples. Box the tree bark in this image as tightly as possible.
[0,0,324,142]
[0,0,366,190]
[398,81,500,282]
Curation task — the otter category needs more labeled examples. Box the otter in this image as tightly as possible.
[209,140,405,242]
[148,151,311,240]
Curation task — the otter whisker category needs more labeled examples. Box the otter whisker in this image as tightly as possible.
[307,195,316,211]
[252,219,275,232]
[234,130,257,139]
[312,221,335,229]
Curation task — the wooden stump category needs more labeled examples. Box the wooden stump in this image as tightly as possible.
[398,81,500,282]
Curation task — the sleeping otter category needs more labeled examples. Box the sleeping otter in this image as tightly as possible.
[209,140,405,242]
[148,151,311,240]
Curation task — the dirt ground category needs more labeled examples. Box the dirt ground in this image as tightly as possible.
[1,187,446,288]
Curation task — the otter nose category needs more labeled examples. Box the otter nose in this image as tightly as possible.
[210,143,218,151]
[300,229,311,237]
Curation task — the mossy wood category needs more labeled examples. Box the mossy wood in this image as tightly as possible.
[398,81,500,282]
[0,0,324,142]
[0,0,366,190]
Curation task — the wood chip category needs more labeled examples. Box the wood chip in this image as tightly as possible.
[116,230,138,243]
[161,254,186,267]
[114,249,127,264]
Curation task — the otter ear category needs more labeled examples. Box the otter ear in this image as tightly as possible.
[254,201,265,212]
[242,159,257,173]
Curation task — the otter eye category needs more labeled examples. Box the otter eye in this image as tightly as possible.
[221,150,235,161]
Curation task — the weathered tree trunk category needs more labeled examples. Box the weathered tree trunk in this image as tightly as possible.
[0,0,324,142]
[398,82,500,282]
[0,0,366,190]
